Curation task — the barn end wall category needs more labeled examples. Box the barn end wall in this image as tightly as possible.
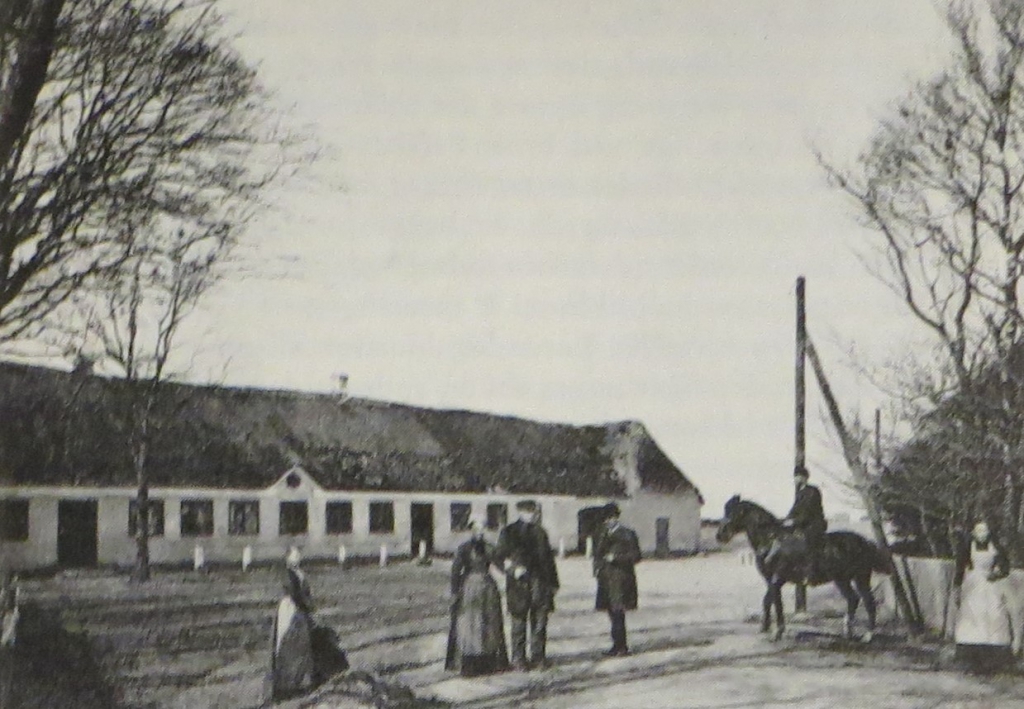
[621,489,701,555]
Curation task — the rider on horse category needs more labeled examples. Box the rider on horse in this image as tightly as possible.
[766,465,828,581]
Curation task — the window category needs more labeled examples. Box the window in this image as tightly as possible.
[369,501,394,534]
[128,499,165,537]
[180,499,214,537]
[450,502,472,532]
[229,500,260,536]
[486,503,507,530]
[325,501,353,534]
[0,500,29,542]
[279,501,308,535]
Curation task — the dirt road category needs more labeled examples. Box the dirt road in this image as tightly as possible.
[18,550,1024,708]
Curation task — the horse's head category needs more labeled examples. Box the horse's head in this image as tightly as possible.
[716,494,745,543]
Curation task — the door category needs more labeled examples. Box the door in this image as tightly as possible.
[58,499,98,567]
[410,503,434,556]
[655,517,670,557]
[577,506,607,554]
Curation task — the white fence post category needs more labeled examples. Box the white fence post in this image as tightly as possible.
[558,537,566,559]
[585,536,594,559]
[379,544,388,568]
[193,544,205,571]
[242,545,253,572]
[338,544,347,566]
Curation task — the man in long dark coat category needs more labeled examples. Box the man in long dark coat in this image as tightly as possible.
[496,499,559,670]
[783,465,827,580]
[593,502,641,656]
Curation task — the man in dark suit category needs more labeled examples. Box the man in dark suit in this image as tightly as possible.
[593,502,641,656]
[497,499,559,670]
[783,465,828,580]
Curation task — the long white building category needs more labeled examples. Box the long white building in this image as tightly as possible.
[0,362,703,571]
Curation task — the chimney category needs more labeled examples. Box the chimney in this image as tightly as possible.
[335,373,350,403]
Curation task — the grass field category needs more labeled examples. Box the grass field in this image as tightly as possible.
[15,560,452,708]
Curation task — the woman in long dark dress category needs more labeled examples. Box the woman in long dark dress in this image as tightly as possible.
[954,521,1016,674]
[445,516,509,676]
[270,547,316,700]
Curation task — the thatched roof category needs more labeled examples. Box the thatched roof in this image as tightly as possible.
[0,361,699,498]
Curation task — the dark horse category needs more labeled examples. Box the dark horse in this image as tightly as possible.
[716,495,891,642]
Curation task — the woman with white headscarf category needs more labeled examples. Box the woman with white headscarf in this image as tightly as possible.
[445,513,509,676]
[270,546,316,700]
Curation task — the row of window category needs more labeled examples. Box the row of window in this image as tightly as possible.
[0,498,512,541]
[133,499,366,538]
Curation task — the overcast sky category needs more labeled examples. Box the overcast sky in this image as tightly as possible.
[177,0,959,518]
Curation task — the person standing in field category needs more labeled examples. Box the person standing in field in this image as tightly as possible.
[593,502,641,657]
[497,500,559,671]
[270,547,316,701]
[445,514,509,676]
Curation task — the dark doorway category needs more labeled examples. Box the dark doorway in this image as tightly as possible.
[410,503,434,556]
[577,506,607,554]
[655,517,670,558]
[58,499,98,568]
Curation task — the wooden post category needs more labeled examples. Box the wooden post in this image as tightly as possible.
[805,338,922,633]
[795,277,806,472]
[795,277,808,613]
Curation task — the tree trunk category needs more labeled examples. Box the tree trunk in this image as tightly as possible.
[131,407,151,583]
[0,0,65,172]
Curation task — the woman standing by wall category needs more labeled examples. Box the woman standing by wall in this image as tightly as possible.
[954,521,1017,674]
[445,515,509,676]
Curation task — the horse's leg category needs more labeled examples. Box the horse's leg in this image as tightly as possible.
[772,579,785,641]
[762,584,773,634]
[853,572,876,643]
[834,578,858,640]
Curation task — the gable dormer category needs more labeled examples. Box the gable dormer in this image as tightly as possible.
[266,465,323,497]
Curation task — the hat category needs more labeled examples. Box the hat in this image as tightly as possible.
[603,502,621,519]
[793,465,809,479]
[515,499,538,512]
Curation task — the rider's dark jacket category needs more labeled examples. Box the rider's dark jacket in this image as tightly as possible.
[786,484,827,541]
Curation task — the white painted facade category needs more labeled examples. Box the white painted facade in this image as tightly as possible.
[0,466,703,570]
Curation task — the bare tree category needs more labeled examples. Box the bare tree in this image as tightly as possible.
[819,0,1024,556]
[0,0,294,343]
[74,216,228,581]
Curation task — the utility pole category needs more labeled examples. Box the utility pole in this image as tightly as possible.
[795,277,808,613]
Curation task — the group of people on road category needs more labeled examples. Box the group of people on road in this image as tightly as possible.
[267,498,642,700]
[444,498,642,676]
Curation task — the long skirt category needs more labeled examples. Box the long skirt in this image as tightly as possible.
[445,572,509,676]
[271,597,315,699]
[955,572,1015,674]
